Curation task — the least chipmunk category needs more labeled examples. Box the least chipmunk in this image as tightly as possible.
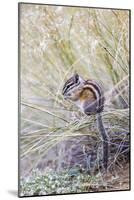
[62,73,108,171]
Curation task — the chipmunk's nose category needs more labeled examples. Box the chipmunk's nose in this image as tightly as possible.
[64,93,71,100]
[64,96,68,100]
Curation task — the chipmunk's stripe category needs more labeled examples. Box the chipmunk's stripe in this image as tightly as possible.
[84,80,104,111]
[88,81,104,110]
[62,77,74,94]
[62,80,80,95]
[62,82,74,94]
[83,84,100,109]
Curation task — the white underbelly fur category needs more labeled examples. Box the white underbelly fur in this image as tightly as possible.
[74,100,84,113]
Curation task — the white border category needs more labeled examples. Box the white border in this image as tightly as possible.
[0,0,133,199]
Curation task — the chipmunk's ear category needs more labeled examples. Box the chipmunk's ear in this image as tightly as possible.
[74,73,79,82]
[79,75,85,83]
[74,73,85,84]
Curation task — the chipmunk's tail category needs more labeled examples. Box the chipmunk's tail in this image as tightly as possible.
[97,112,109,171]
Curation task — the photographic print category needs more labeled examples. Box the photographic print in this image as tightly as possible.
[18,3,130,197]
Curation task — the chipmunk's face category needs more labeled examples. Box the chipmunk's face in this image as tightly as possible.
[62,73,85,101]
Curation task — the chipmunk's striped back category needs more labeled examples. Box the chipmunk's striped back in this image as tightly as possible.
[83,80,105,114]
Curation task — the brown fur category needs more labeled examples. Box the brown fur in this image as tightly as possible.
[79,88,96,102]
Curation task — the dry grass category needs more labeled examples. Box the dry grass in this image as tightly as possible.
[19,4,130,195]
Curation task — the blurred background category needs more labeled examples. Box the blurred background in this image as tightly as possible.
[19,4,130,196]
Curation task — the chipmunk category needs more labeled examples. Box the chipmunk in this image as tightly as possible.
[62,73,108,171]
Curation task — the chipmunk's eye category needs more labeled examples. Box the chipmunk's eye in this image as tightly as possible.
[66,85,70,91]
